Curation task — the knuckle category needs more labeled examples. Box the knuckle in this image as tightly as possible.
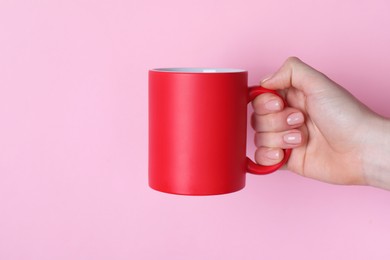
[286,56,301,64]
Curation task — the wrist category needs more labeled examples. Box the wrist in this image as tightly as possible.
[362,115,390,190]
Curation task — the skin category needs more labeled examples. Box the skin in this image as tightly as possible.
[252,57,390,190]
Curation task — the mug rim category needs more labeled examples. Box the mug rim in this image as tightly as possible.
[150,68,246,73]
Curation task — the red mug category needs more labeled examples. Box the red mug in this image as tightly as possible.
[149,68,291,195]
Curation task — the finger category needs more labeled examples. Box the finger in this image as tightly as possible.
[255,129,303,149]
[251,92,284,115]
[254,147,284,166]
[252,108,305,132]
[260,56,339,96]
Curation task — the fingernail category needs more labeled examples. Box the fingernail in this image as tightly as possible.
[283,132,302,144]
[287,112,304,126]
[265,99,282,111]
[266,149,282,160]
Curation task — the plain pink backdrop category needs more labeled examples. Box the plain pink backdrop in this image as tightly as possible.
[1,0,390,259]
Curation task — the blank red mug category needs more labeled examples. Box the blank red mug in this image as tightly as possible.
[149,68,291,195]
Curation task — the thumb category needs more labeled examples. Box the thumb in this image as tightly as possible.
[260,57,339,96]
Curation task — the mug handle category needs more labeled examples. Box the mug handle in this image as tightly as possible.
[246,86,292,174]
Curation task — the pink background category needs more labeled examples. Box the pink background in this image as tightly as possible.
[1,0,390,259]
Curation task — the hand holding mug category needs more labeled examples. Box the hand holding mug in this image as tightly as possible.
[149,68,295,195]
[149,57,390,194]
